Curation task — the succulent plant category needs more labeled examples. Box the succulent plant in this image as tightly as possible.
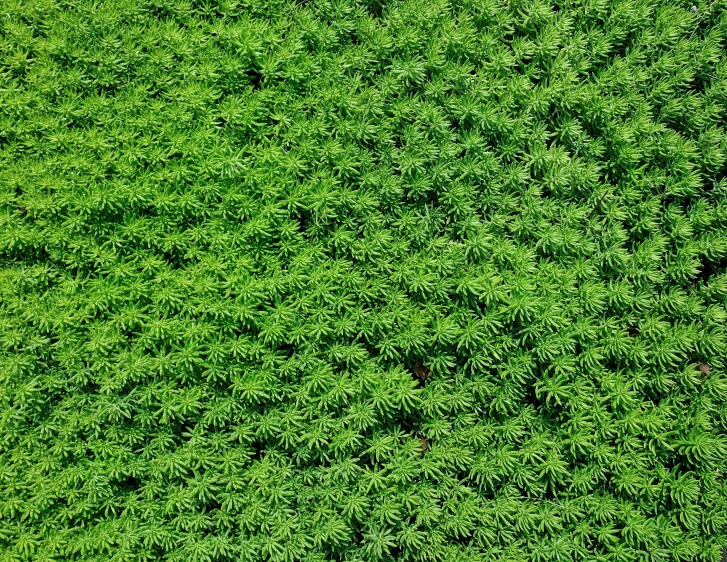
[1,0,727,560]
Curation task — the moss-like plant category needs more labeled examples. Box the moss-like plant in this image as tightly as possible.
[1,0,727,560]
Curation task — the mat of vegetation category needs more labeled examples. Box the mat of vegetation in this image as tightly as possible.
[2,0,727,560]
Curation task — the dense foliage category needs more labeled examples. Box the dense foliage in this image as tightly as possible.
[2,0,727,560]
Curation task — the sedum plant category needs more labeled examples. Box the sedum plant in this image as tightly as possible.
[1,0,727,560]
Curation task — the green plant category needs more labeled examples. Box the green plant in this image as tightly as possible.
[1,0,727,560]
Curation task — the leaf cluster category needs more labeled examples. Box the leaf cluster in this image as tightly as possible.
[1,0,727,560]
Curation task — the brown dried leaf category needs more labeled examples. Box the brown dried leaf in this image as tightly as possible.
[419,437,427,453]
[698,362,710,376]
[413,361,430,381]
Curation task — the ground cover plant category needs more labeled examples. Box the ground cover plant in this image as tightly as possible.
[2,0,727,560]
